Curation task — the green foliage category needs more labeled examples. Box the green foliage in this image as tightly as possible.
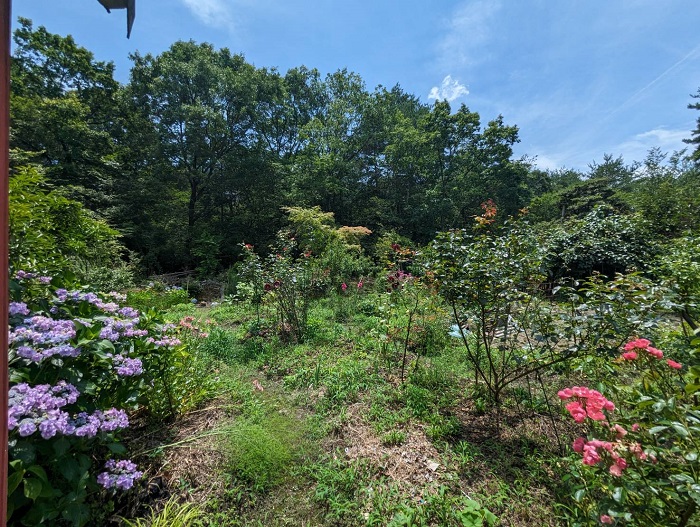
[11,19,120,208]
[284,206,374,287]
[379,487,498,527]
[543,208,655,280]
[262,233,317,342]
[429,214,667,410]
[225,416,297,492]
[9,165,126,279]
[121,497,203,527]
[656,234,700,329]
[198,326,246,363]
[126,284,191,312]
[684,87,700,164]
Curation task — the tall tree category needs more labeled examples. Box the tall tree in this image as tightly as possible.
[125,41,257,267]
[684,88,700,164]
[11,18,121,210]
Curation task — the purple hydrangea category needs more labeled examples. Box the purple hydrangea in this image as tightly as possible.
[99,314,143,342]
[146,336,182,348]
[8,382,80,437]
[110,354,143,377]
[9,302,30,316]
[9,383,131,439]
[118,307,139,319]
[124,328,148,338]
[97,459,143,491]
[107,291,127,303]
[99,408,129,432]
[14,270,36,280]
[99,325,121,342]
[71,412,102,438]
[10,316,78,364]
[38,409,74,439]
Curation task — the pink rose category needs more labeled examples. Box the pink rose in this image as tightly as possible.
[647,346,663,359]
[667,359,682,370]
[557,388,573,400]
[612,424,627,439]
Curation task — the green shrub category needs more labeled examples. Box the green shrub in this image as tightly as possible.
[225,417,296,492]
[126,284,190,312]
[10,164,130,281]
[543,208,656,280]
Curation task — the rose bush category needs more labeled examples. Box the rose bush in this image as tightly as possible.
[559,338,699,526]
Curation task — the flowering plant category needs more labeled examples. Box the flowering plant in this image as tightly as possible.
[559,338,699,526]
[7,271,181,526]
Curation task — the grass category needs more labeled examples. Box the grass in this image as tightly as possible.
[121,497,203,526]
[119,293,579,527]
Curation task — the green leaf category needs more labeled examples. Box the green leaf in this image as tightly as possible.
[685,384,700,396]
[612,487,625,503]
[53,436,71,456]
[27,465,50,485]
[107,442,127,455]
[8,469,25,495]
[23,477,42,500]
[671,422,689,437]
[648,425,668,435]
[671,474,694,484]
[62,502,90,527]
[689,484,700,505]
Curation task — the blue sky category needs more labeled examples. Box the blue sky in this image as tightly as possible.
[14,0,700,171]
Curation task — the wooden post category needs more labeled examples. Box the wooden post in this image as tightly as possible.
[0,0,10,523]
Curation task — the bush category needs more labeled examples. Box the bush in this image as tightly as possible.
[10,164,130,281]
[126,283,190,312]
[558,338,699,526]
[225,417,295,492]
[7,271,184,526]
[542,208,655,281]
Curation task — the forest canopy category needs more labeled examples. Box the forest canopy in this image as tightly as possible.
[9,18,700,278]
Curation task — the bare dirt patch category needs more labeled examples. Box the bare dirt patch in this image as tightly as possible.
[331,402,446,493]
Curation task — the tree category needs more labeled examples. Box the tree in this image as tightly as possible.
[10,18,121,210]
[125,41,257,267]
[683,88,700,163]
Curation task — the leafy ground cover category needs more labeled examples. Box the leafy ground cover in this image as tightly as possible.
[103,290,660,527]
[8,207,699,526]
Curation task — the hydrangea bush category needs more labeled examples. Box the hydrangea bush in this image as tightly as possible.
[559,338,699,526]
[7,271,182,526]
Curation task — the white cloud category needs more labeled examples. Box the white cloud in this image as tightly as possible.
[615,127,690,161]
[428,75,470,102]
[436,0,502,69]
[180,0,233,29]
[531,154,562,171]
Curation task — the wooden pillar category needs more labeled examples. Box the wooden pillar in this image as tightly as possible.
[0,0,10,524]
